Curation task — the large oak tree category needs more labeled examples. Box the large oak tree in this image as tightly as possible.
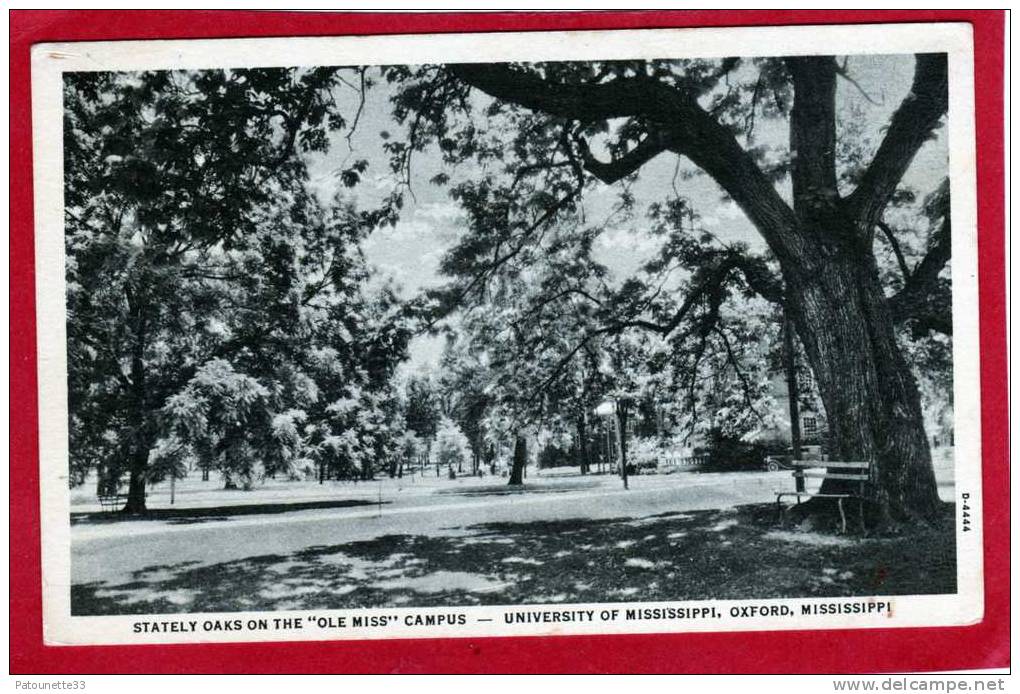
[382,54,951,523]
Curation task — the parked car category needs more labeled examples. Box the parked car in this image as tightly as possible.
[629,458,659,475]
[763,444,826,471]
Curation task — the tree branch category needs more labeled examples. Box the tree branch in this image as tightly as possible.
[447,63,803,264]
[847,54,948,226]
[343,66,368,152]
[834,61,883,106]
[730,253,784,304]
[575,131,671,185]
[586,250,783,344]
[876,220,913,282]
[422,187,583,332]
[448,63,683,123]
[520,286,603,322]
[887,214,952,335]
[714,326,768,427]
[786,56,839,216]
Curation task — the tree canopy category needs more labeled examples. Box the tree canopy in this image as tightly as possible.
[65,52,953,522]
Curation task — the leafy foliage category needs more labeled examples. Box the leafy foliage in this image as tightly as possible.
[433,417,471,471]
[65,68,411,498]
[65,54,955,518]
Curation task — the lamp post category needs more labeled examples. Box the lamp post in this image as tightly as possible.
[596,398,630,490]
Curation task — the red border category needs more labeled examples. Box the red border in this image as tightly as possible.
[9,10,1007,674]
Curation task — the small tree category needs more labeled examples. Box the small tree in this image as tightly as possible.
[434,417,471,473]
[395,430,422,478]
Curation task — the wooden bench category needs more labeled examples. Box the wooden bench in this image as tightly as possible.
[97,493,127,513]
[775,460,872,533]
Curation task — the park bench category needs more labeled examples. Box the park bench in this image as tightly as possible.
[97,493,127,513]
[775,460,872,533]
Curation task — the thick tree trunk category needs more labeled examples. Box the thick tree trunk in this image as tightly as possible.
[785,245,940,522]
[123,444,149,513]
[122,294,151,514]
[508,434,527,486]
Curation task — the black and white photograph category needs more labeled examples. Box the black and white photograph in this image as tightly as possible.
[31,22,983,645]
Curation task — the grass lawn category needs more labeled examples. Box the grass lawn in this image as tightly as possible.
[72,502,956,615]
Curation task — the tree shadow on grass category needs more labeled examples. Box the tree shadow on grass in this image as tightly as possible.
[70,498,386,527]
[71,503,956,616]
[437,480,603,497]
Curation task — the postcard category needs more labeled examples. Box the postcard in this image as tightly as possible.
[29,19,985,649]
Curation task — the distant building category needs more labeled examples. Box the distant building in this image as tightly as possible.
[754,372,827,446]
